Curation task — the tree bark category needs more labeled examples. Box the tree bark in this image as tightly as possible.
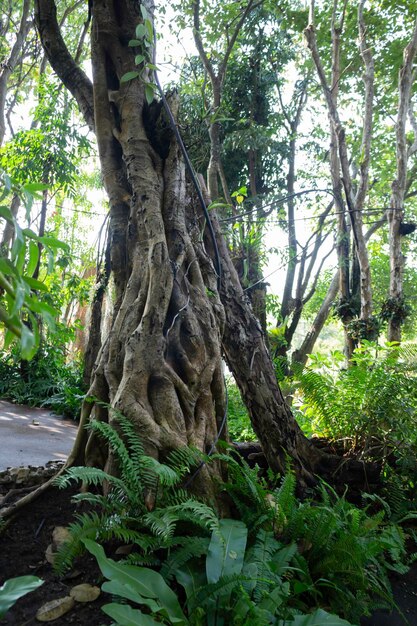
[34,0,336,494]
[387,16,417,342]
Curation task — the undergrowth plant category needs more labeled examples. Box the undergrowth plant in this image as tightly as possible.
[214,451,411,623]
[294,342,417,458]
[0,339,85,419]
[293,342,417,512]
[84,524,353,626]
[54,412,218,573]
[225,377,256,442]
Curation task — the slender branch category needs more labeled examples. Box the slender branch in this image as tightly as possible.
[34,0,94,131]
[355,0,375,212]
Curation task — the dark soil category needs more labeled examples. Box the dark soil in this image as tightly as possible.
[1,465,417,625]
[0,480,112,626]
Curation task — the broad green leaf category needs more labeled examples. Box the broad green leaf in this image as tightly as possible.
[135,54,146,65]
[121,71,140,83]
[27,241,40,277]
[135,23,147,39]
[102,603,163,626]
[0,576,43,618]
[20,323,36,361]
[84,540,187,624]
[144,19,153,41]
[128,39,143,47]
[278,609,353,625]
[145,83,155,104]
[38,235,69,251]
[4,327,17,350]
[0,258,18,277]
[11,283,27,314]
[23,276,48,291]
[0,205,14,223]
[206,519,247,584]
[22,182,49,195]
[101,580,162,613]
[22,228,40,240]
[140,5,149,20]
[175,562,207,610]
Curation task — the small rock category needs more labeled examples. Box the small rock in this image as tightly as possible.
[52,526,71,548]
[45,544,56,565]
[32,419,40,425]
[36,596,75,621]
[70,583,101,603]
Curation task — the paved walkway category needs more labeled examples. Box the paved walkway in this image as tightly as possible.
[0,400,78,470]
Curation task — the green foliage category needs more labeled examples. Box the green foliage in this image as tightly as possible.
[294,343,417,458]
[273,479,404,622]
[53,412,217,574]
[0,171,68,358]
[217,455,409,623]
[225,377,256,442]
[0,77,91,196]
[0,576,43,618]
[0,339,85,419]
[84,524,352,626]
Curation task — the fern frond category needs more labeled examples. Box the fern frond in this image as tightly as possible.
[54,466,126,491]
[161,536,210,582]
[54,511,105,574]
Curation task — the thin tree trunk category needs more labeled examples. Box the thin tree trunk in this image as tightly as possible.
[387,16,417,342]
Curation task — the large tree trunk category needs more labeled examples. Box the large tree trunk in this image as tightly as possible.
[34,0,328,495]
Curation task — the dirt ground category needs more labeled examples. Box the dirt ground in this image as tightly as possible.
[1,469,417,625]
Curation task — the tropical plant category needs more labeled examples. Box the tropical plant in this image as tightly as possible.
[225,377,256,442]
[294,342,417,458]
[216,454,410,622]
[0,338,85,419]
[0,170,68,358]
[273,479,405,622]
[84,525,353,626]
[53,411,218,573]
[0,575,43,618]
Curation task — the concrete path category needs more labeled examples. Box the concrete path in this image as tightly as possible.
[0,400,78,470]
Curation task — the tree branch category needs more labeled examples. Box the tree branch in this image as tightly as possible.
[34,0,94,131]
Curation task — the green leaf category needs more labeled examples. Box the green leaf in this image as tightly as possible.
[102,602,163,626]
[27,240,40,277]
[121,71,140,83]
[206,519,247,584]
[278,609,354,625]
[140,5,150,20]
[20,323,37,361]
[135,23,147,39]
[83,540,188,625]
[0,257,18,277]
[135,54,146,65]
[22,182,48,196]
[101,580,162,613]
[128,39,143,47]
[38,235,69,251]
[175,562,207,607]
[22,228,40,240]
[144,19,153,41]
[145,83,155,105]
[23,276,48,291]
[0,576,43,618]
[0,205,14,223]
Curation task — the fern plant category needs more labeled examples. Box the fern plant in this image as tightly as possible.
[54,413,218,573]
[271,476,410,623]
[84,522,354,626]
[214,452,410,623]
[294,342,417,458]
